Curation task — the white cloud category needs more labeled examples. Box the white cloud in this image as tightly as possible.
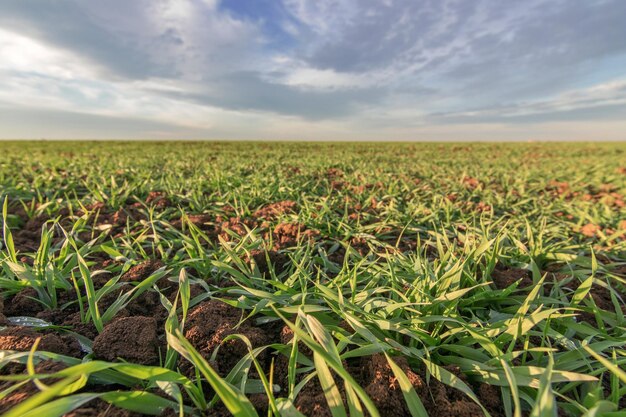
[0,0,625,139]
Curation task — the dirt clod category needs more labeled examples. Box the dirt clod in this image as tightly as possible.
[93,316,159,365]
[254,201,297,219]
[121,259,164,282]
[0,326,81,357]
[184,300,268,376]
[491,267,532,290]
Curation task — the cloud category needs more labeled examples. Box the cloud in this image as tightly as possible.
[428,80,626,124]
[0,0,625,139]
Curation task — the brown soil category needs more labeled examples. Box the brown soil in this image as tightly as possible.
[291,353,500,417]
[171,213,213,230]
[254,200,297,219]
[0,297,6,325]
[65,399,147,417]
[462,176,481,189]
[3,288,45,316]
[325,168,344,179]
[491,267,533,290]
[248,249,290,275]
[144,191,171,208]
[121,259,164,282]
[214,216,259,242]
[184,300,269,377]
[0,326,81,357]
[0,360,67,413]
[270,223,320,249]
[8,207,50,252]
[580,223,601,238]
[93,316,159,365]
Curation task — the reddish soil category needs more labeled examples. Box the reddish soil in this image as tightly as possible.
[462,176,481,189]
[254,200,297,219]
[0,360,67,413]
[248,249,290,275]
[171,213,212,230]
[0,326,81,357]
[269,223,320,249]
[121,259,164,282]
[579,223,601,238]
[184,300,270,377]
[289,353,501,417]
[93,316,159,365]
[325,168,344,179]
[144,191,171,208]
[214,216,258,242]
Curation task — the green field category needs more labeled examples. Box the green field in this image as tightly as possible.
[0,141,625,416]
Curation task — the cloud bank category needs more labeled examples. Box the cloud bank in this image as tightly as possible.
[0,0,625,140]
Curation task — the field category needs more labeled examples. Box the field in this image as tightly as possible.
[0,141,625,417]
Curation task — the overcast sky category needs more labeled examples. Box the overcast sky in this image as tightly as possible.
[0,0,625,140]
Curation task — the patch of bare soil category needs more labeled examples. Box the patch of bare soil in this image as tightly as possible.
[0,326,81,357]
[0,360,67,413]
[121,259,164,282]
[65,399,147,417]
[214,216,259,242]
[0,298,6,325]
[144,191,171,208]
[3,287,45,316]
[462,176,481,190]
[579,223,601,238]
[254,200,297,219]
[248,249,290,275]
[93,316,159,365]
[290,353,501,417]
[325,168,344,179]
[491,267,533,290]
[9,211,50,252]
[171,213,213,231]
[269,223,320,249]
[184,300,269,377]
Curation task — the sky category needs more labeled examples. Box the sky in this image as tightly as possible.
[0,0,625,141]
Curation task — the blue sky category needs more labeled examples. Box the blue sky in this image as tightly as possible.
[0,0,625,140]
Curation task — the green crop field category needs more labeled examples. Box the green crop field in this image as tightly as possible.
[0,141,625,417]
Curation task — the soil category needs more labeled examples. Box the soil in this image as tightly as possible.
[254,201,297,219]
[248,249,290,275]
[3,287,45,316]
[491,267,533,290]
[121,259,165,282]
[0,360,67,413]
[289,353,502,417]
[214,216,259,242]
[171,213,213,231]
[144,191,171,208]
[184,300,270,377]
[462,177,481,189]
[0,326,81,357]
[65,399,147,417]
[93,316,159,365]
[0,297,6,325]
[580,223,601,238]
[270,223,320,249]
